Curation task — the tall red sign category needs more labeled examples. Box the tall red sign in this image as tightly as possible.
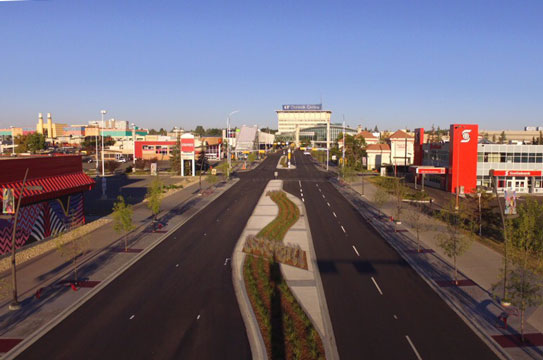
[414,128,424,165]
[448,124,478,194]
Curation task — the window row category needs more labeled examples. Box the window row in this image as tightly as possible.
[478,152,543,163]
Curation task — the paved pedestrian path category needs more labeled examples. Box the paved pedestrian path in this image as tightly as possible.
[334,173,543,360]
[0,177,238,357]
[232,179,338,360]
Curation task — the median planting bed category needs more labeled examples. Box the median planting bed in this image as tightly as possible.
[243,190,324,359]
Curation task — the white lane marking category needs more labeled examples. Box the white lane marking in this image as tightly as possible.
[332,212,337,218]
[341,225,346,233]
[299,180,301,187]
[316,184,319,187]
[322,194,325,199]
[393,314,398,320]
[371,277,383,295]
[224,258,230,266]
[405,335,423,360]
[129,315,135,320]
[176,264,179,267]
[197,314,201,320]
[302,198,304,202]
[318,188,322,192]
[352,245,360,256]
[327,202,330,207]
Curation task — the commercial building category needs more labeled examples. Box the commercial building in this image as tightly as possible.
[0,155,94,255]
[276,104,332,139]
[411,124,543,194]
[366,144,391,170]
[36,113,67,138]
[300,124,357,148]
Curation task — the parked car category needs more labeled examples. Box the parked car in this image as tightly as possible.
[117,157,127,163]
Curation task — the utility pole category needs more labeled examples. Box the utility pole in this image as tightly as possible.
[227,110,239,179]
[9,168,29,310]
[342,116,346,180]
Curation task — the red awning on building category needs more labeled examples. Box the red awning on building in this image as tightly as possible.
[0,172,95,206]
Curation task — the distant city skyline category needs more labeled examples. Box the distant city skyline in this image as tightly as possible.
[1,0,542,131]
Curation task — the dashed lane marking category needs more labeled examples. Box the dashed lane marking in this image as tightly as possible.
[224,258,231,266]
[341,225,346,233]
[129,315,135,320]
[327,202,330,207]
[332,212,337,218]
[352,245,360,256]
[371,277,383,295]
[197,314,201,320]
[393,314,398,320]
[405,335,423,360]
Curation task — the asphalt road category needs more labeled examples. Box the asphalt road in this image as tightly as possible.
[281,150,497,360]
[16,154,280,360]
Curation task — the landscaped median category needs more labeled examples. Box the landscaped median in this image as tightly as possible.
[233,180,338,360]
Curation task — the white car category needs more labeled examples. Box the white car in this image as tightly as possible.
[117,158,127,163]
[304,151,310,155]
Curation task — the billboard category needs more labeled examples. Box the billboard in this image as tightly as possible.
[449,124,478,194]
[504,189,517,215]
[282,104,322,111]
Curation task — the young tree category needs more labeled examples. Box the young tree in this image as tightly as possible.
[55,231,89,283]
[405,193,432,252]
[217,161,230,180]
[146,177,164,221]
[505,199,543,342]
[437,200,476,285]
[372,186,389,219]
[112,196,135,252]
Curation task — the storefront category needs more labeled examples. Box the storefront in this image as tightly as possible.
[0,155,94,255]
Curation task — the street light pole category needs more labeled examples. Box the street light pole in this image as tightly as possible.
[227,110,239,179]
[131,123,136,168]
[100,110,107,200]
[10,126,15,155]
[199,141,207,190]
[9,168,29,310]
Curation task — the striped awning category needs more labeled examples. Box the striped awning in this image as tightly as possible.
[0,172,95,206]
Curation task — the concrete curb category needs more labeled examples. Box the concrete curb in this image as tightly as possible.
[3,178,240,360]
[333,182,514,360]
[283,191,340,360]
[232,188,270,360]
[276,155,296,170]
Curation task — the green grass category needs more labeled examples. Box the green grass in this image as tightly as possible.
[243,191,324,359]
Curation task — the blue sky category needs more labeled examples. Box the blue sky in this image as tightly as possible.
[1,0,542,131]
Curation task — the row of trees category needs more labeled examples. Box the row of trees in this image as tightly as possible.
[369,178,542,341]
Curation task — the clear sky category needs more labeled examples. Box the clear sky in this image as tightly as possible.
[1,0,542,131]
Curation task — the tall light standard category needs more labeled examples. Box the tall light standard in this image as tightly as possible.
[199,140,208,190]
[10,126,15,155]
[227,110,239,179]
[100,110,107,200]
[131,123,136,168]
[95,124,99,172]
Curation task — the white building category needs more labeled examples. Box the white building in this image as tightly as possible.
[366,144,391,170]
[276,104,332,135]
[389,130,414,166]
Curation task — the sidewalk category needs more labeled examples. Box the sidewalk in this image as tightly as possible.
[335,175,543,360]
[0,177,238,357]
[232,180,338,360]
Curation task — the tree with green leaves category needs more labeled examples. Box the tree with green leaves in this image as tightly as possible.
[205,128,222,136]
[194,125,206,136]
[15,133,46,153]
[217,161,230,180]
[112,196,135,252]
[499,131,507,144]
[437,200,476,285]
[392,178,406,222]
[248,152,256,163]
[504,199,543,342]
[146,177,164,221]
[170,136,181,174]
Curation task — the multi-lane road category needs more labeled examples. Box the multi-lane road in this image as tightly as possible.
[281,150,497,359]
[16,150,497,359]
[16,155,280,360]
